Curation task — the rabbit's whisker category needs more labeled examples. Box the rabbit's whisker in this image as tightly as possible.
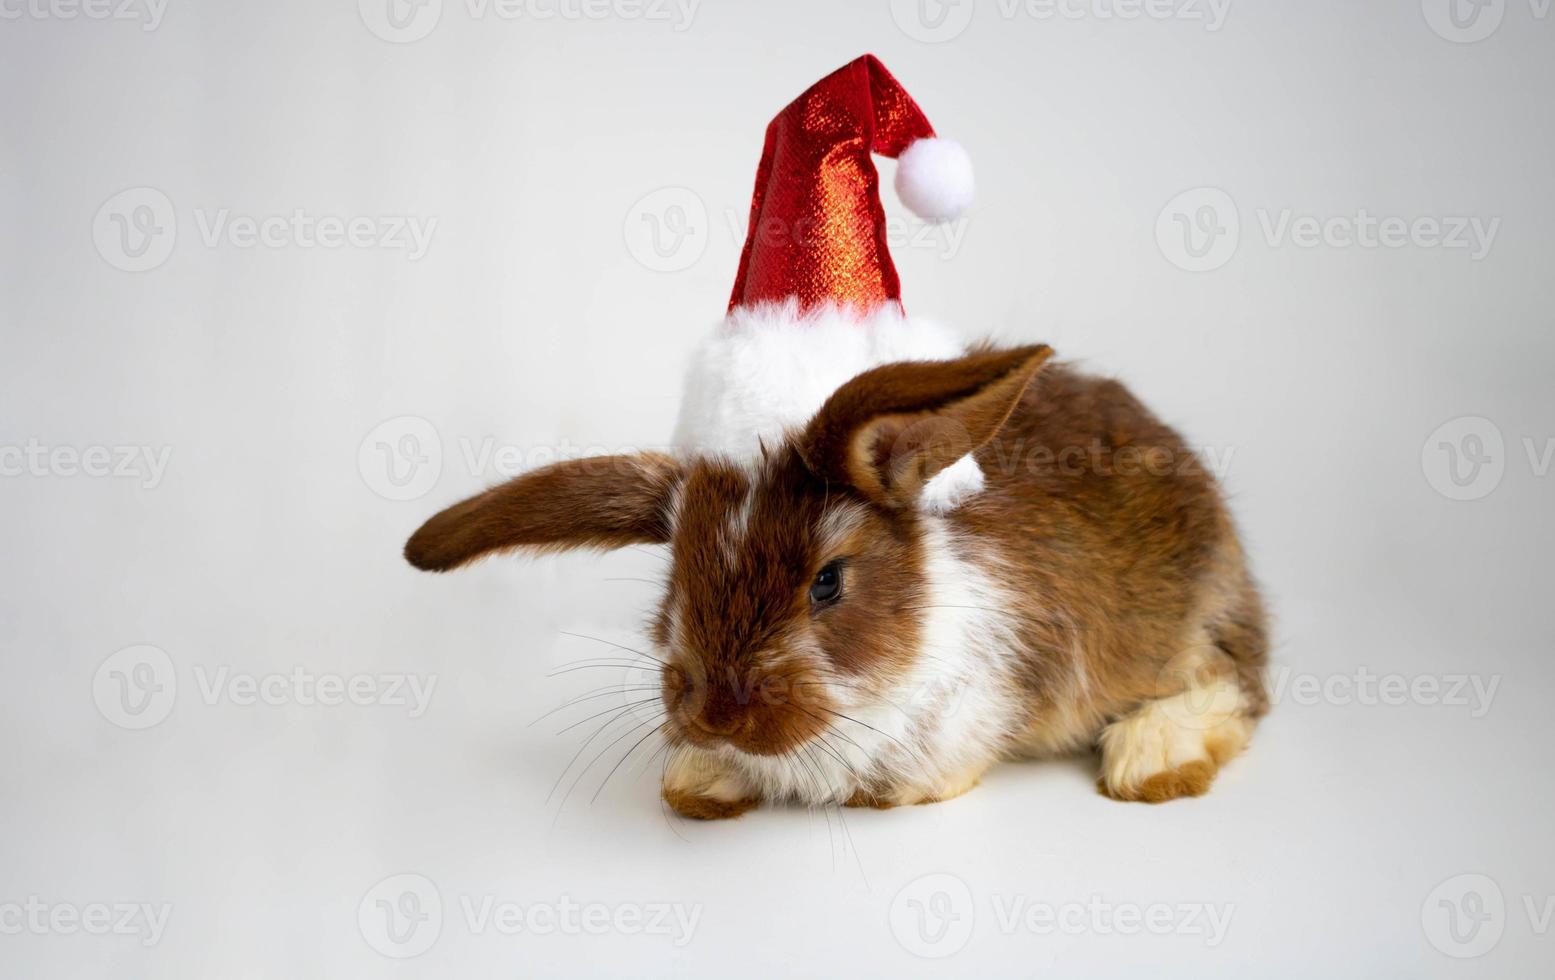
[554,697,661,736]
[557,630,670,668]
[591,720,668,805]
[528,686,662,726]
[556,712,665,818]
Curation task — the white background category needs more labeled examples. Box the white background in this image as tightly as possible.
[3,0,1553,976]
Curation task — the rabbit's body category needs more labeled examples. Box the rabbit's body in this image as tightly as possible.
[658,362,1268,812]
[407,346,1269,818]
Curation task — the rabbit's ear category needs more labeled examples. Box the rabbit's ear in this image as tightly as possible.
[798,345,1053,509]
[404,453,684,572]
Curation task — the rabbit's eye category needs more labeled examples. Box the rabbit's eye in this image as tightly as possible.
[810,561,843,605]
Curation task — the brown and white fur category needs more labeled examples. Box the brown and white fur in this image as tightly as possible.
[405,345,1269,818]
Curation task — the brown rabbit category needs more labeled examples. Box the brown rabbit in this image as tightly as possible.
[404,344,1269,818]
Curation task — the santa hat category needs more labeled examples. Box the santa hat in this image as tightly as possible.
[672,54,981,511]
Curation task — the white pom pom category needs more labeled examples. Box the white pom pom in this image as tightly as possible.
[894,137,974,222]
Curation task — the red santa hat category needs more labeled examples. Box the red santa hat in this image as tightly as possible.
[673,55,981,511]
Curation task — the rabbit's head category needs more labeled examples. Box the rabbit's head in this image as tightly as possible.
[405,345,1051,759]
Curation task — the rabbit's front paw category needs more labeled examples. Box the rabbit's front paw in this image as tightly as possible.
[1097,670,1254,804]
[848,766,987,809]
[661,748,760,820]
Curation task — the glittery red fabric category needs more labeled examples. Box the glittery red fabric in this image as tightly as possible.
[728,55,936,315]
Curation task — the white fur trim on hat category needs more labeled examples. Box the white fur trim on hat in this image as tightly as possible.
[671,300,985,513]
